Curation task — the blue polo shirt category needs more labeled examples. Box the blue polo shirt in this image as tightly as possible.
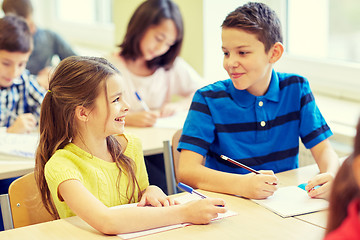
[178,70,332,174]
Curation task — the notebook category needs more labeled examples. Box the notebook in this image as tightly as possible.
[117,193,238,239]
[0,132,39,159]
[251,185,328,218]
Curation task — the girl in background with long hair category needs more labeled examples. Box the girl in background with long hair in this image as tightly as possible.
[107,0,202,127]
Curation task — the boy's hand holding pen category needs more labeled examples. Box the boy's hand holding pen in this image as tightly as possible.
[220,155,278,199]
[220,155,278,186]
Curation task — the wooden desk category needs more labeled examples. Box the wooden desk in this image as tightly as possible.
[0,156,34,180]
[0,165,327,240]
[0,127,178,181]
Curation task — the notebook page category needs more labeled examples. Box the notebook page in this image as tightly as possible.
[0,133,39,159]
[251,186,328,218]
[117,193,238,239]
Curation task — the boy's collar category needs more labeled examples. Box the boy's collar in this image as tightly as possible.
[229,69,279,107]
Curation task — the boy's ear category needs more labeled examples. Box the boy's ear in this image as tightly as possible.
[74,105,90,122]
[269,42,284,63]
[353,156,360,187]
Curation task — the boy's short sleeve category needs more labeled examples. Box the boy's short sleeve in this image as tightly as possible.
[178,89,216,156]
[298,79,333,149]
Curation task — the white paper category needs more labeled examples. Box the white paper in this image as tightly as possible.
[117,193,238,239]
[251,186,328,218]
[153,111,187,129]
[0,133,39,159]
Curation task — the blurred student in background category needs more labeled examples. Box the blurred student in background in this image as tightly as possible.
[0,14,46,231]
[107,0,203,127]
[324,118,360,239]
[2,0,76,88]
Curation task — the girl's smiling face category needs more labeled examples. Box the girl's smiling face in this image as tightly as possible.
[87,74,130,137]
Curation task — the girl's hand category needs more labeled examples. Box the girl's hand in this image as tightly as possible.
[182,198,227,224]
[137,185,177,207]
[306,172,334,199]
[7,113,37,134]
[242,170,279,199]
[125,111,159,127]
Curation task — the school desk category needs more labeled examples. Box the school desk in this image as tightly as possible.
[0,165,327,240]
[0,161,34,180]
[0,125,179,180]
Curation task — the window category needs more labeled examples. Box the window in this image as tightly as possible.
[275,0,360,101]
[36,0,114,53]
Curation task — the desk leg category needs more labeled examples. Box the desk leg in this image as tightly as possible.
[0,194,14,230]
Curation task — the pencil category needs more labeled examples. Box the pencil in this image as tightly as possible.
[220,155,261,174]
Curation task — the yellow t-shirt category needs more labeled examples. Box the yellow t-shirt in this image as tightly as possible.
[44,133,149,219]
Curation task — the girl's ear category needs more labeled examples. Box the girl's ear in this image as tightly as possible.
[269,42,284,64]
[74,105,90,122]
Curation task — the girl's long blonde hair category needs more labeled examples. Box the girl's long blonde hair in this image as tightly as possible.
[35,56,142,218]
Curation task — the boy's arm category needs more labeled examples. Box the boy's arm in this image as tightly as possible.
[177,150,278,199]
[307,139,339,199]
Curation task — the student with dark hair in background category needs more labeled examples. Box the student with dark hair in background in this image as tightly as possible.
[2,0,76,84]
[107,0,202,128]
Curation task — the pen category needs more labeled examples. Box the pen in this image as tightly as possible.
[220,155,277,185]
[135,91,150,112]
[177,182,207,199]
[178,182,225,207]
[220,155,261,174]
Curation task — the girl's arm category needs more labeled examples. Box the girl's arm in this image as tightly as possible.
[59,179,226,235]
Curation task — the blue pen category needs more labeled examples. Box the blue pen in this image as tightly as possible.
[135,91,150,112]
[178,182,224,207]
[178,182,207,199]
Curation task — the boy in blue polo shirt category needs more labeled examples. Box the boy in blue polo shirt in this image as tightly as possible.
[177,2,339,200]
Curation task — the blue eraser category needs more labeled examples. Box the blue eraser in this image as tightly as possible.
[298,183,320,191]
[298,183,307,190]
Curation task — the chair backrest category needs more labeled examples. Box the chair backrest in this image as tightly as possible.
[163,129,182,195]
[8,172,55,228]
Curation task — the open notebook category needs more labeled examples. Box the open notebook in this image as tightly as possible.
[251,185,328,218]
[116,193,237,239]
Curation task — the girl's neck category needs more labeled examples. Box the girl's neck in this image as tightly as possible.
[124,57,156,77]
[72,135,114,163]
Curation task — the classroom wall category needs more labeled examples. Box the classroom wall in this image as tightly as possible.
[113,0,204,76]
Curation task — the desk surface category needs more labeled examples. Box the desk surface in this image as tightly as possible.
[126,127,178,156]
[0,127,178,180]
[0,165,328,240]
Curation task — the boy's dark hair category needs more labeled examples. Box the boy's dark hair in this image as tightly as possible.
[222,2,283,53]
[2,0,34,18]
[0,14,33,52]
[119,0,183,70]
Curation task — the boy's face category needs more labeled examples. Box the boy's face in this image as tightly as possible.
[222,27,274,96]
[0,50,31,88]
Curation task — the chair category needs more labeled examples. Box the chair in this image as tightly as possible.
[0,172,55,230]
[163,129,182,195]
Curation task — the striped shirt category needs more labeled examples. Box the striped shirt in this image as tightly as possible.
[178,70,332,174]
[0,71,46,128]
